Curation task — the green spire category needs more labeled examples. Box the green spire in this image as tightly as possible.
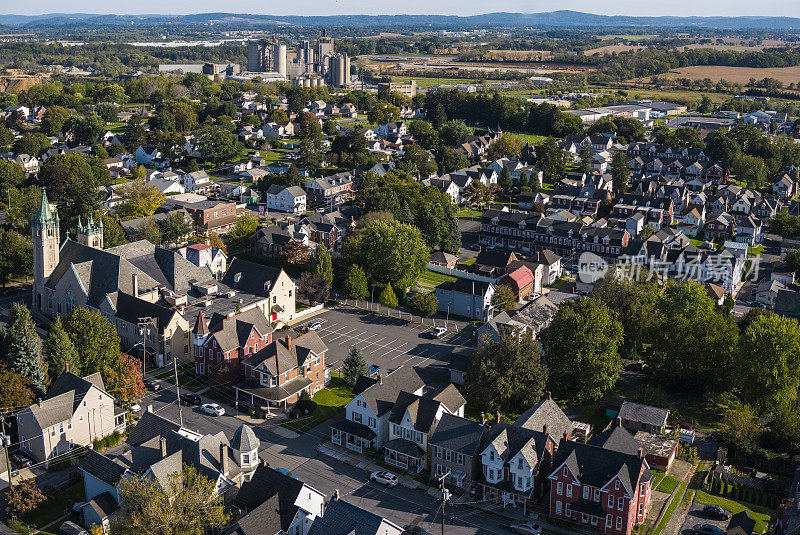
[34,187,54,223]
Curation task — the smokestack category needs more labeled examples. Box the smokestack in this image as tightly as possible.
[160,436,167,459]
[285,336,292,350]
[132,273,139,297]
[220,444,230,476]
[546,391,552,400]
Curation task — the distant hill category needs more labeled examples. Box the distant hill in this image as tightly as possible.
[1,10,799,30]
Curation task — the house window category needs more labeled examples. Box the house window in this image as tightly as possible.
[565,503,571,516]
[456,453,464,465]
[608,495,614,508]
[640,484,645,497]
[517,458,523,469]
[353,412,362,424]
[614,480,620,490]
[594,489,600,502]
[616,517,622,530]
[606,515,612,528]
[557,482,563,495]
[583,486,589,499]
[566,484,572,498]
[50,427,56,437]
[638,503,643,516]
[67,420,72,430]
[555,501,562,515]
[563,466,568,477]
[368,417,376,428]
[618,497,624,511]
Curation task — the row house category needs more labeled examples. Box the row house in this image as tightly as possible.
[561,134,614,154]
[550,193,603,218]
[487,157,541,184]
[629,156,728,183]
[627,142,712,162]
[303,172,355,207]
[612,195,674,229]
[250,224,306,258]
[549,435,653,535]
[479,210,630,259]
[193,308,273,380]
[297,209,358,251]
[331,366,465,468]
[234,330,328,411]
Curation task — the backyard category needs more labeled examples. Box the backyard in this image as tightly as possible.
[281,375,353,434]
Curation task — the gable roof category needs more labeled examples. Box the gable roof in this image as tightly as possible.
[221,257,285,297]
[245,331,328,375]
[552,438,647,496]
[307,498,398,535]
[482,422,549,468]
[233,465,306,531]
[79,448,128,486]
[206,307,272,352]
[588,421,640,455]
[514,394,573,441]
[352,365,424,417]
[618,401,669,428]
[127,411,181,447]
[44,371,108,413]
[429,413,485,455]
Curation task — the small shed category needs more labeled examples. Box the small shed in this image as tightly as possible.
[634,431,679,471]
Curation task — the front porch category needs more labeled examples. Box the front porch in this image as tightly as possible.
[384,438,425,472]
[330,420,377,454]
[233,376,313,414]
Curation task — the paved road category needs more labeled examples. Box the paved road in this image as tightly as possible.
[312,307,474,377]
[677,503,727,535]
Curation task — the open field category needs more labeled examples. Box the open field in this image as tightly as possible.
[389,75,507,88]
[597,34,658,41]
[659,65,800,85]
[584,44,648,56]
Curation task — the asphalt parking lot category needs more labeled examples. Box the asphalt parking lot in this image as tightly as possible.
[679,503,728,534]
[311,307,474,376]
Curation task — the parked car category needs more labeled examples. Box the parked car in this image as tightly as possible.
[144,379,161,391]
[370,470,398,487]
[368,364,381,376]
[691,525,724,535]
[432,327,447,338]
[702,504,730,520]
[307,321,322,331]
[181,392,201,405]
[403,526,432,535]
[10,451,32,469]
[128,403,141,413]
[274,467,296,479]
[200,403,225,416]
[509,521,541,534]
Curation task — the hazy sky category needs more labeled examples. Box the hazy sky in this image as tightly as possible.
[15,0,800,17]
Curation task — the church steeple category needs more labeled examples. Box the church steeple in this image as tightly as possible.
[31,188,60,315]
[77,212,103,249]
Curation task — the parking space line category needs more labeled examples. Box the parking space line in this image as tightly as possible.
[323,328,361,342]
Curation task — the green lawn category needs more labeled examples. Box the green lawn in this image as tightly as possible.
[693,491,772,533]
[653,481,687,535]
[507,133,551,146]
[651,470,667,490]
[460,257,477,266]
[281,376,353,434]
[454,207,483,219]
[748,244,765,257]
[418,269,457,286]
[657,475,681,494]
[21,481,84,530]
[690,238,704,247]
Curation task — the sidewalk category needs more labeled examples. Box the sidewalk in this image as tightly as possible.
[317,443,421,490]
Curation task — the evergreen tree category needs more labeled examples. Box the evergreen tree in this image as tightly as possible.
[44,317,80,378]
[7,303,47,395]
[379,283,398,308]
[341,345,369,387]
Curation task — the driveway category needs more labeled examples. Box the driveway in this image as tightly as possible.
[678,503,727,534]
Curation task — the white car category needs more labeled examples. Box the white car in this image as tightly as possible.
[433,327,447,338]
[509,521,541,534]
[201,403,225,416]
[307,321,322,331]
[129,403,141,413]
[370,470,398,487]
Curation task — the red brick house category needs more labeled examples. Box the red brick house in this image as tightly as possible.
[548,432,653,535]
[500,265,536,302]
[233,331,328,412]
[193,308,273,380]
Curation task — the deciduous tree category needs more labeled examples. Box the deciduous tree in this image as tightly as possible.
[409,293,437,317]
[44,317,80,378]
[343,264,368,300]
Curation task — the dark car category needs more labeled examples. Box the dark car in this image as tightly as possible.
[691,524,724,535]
[181,392,201,405]
[703,504,730,520]
[11,451,32,468]
[144,379,161,391]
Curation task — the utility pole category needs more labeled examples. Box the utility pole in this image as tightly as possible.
[437,471,451,535]
[173,356,183,427]
[1,417,13,489]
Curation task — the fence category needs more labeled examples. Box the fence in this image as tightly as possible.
[426,262,497,284]
[335,297,471,334]
[294,303,325,319]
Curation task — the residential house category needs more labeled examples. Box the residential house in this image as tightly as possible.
[266,184,307,214]
[306,496,403,535]
[183,170,213,193]
[303,173,355,207]
[500,265,536,302]
[177,242,227,275]
[135,144,161,165]
[477,294,559,343]
[250,225,303,258]
[16,372,122,464]
[227,464,325,535]
[773,174,795,200]
[532,250,562,285]
[233,330,328,412]
[429,413,485,490]
[434,277,495,321]
[548,436,652,535]
[221,257,297,325]
[618,401,669,434]
[331,366,425,453]
[430,251,458,269]
[193,307,273,380]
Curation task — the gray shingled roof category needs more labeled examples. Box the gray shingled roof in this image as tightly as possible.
[79,449,128,486]
[307,498,397,535]
[231,424,259,453]
[589,421,640,455]
[618,401,669,428]
[429,413,485,456]
[354,365,424,417]
[551,439,646,497]
[514,395,573,441]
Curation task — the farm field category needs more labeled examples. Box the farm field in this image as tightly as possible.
[584,44,648,56]
[389,76,508,88]
[659,65,800,85]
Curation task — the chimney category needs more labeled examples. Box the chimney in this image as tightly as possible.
[638,448,644,459]
[160,436,167,459]
[285,336,292,350]
[333,489,340,501]
[496,411,501,424]
[616,416,623,427]
[480,412,486,425]
[546,391,552,400]
[262,458,269,467]
[37,398,42,408]
[543,424,548,435]
[132,273,139,298]
[147,404,154,413]
[220,444,230,476]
